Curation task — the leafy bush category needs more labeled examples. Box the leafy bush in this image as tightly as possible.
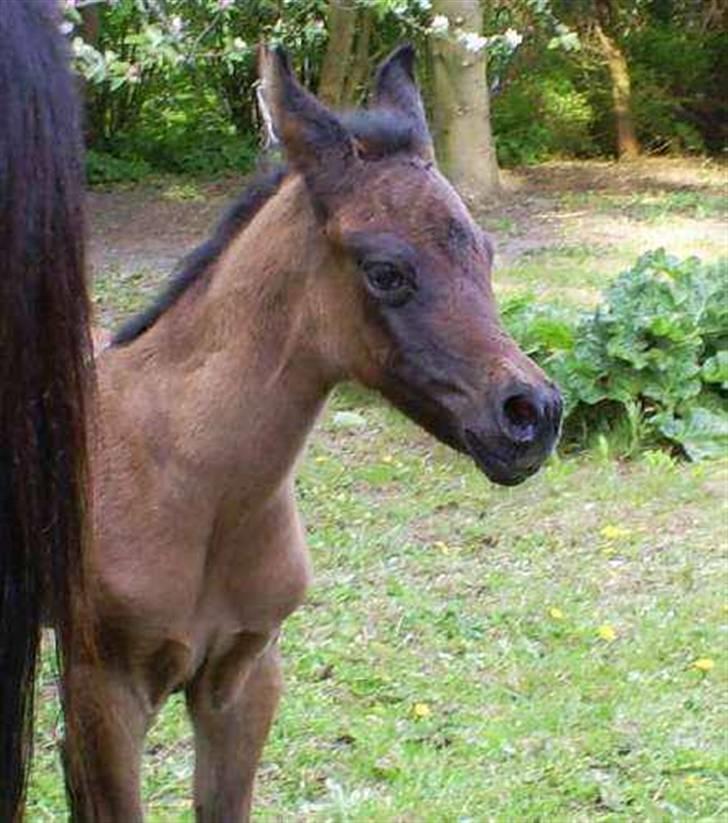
[493,67,597,166]
[112,121,259,177]
[627,24,727,155]
[503,250,728,459]
[86,149,152,185]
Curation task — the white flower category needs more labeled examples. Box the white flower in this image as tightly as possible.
[218,0,235,9]
[429,14,449,35]
[59,20,74,36]
[170,15,184,36]
[232,37,246,51]
[457,30,488,54]
[503,28,523,49]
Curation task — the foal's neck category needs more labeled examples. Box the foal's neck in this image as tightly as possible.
[109,176,334,504]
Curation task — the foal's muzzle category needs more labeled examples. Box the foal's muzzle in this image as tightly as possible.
[464,382,563,486]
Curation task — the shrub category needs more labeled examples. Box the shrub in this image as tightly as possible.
[114,122,259,178]
[503,250,728,459]
[86,149,152,185]
[492,63,597,166]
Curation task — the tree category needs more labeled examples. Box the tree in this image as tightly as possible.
[556,0,640,159]
[342,5,372,106]
[318,0,357,106]
[429,0,501,201]
[592,0,640,158]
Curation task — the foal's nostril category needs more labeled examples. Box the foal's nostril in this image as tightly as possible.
[503,393,540,443]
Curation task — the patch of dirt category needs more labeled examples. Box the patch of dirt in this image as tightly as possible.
[87,158,726,282]
[87,179,237,278]
[482,158,727,265]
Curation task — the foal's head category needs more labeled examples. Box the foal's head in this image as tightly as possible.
[260,45,561,486]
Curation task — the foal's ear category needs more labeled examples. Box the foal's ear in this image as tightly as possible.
[373,44,434,161]
[258,45,359,207]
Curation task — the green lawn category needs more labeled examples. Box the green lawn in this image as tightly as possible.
[29,392,727,820]
[28,171,728,820]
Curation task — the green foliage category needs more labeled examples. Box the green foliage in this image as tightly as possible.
[68,0,330,180]
[627,24,727,154]
[495,3,725,162]
[116,121,259,177]
[65,0,724,177]
[503,251,728,459]
[85,149,152,185]
[493,66,596,165]
[501,293,579,358]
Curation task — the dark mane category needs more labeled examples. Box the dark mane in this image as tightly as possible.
[112,164,288,346]
[112,108,417,347]
[342,108,421,157]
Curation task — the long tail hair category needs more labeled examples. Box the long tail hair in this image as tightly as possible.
[0,3,92,818]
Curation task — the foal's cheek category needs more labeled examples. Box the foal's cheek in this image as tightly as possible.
[326,285,391,386]
[351,329,395,389]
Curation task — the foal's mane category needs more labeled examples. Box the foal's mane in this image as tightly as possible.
[112,164,287,346]
[111,109,419,347]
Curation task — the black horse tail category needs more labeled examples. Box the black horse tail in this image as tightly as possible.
[0,3,93,818]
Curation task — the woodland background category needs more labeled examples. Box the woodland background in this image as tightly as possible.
[65,0,726,193]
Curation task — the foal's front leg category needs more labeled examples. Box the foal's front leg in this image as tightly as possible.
[64,662,153,822]
[186,634,282,822]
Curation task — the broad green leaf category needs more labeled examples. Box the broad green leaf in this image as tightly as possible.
[701,351,728,388]
[655,407,728,461]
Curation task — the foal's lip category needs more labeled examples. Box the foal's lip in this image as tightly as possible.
[463,429,534,487]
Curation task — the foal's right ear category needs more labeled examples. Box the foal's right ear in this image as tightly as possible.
[257,45,360,208]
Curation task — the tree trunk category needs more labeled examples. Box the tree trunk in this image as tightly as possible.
[594,22,640,159]
[592,0,640,160]
[318,0,357,107]
[342,8,372,106]
[430,0,500,201]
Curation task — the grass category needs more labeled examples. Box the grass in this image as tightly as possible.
[27,164,728,820]
[93,266,168,329]
[559,190,728,223]
[495,243,623,306]
[28,391,728,820]
[493,181,727,306]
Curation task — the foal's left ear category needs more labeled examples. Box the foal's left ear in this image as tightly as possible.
[258,45,360,208]
[373,44,434,161]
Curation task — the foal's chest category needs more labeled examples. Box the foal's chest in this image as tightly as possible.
[199,494,313,636]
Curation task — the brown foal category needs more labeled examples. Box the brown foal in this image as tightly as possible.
[69,46,562,820]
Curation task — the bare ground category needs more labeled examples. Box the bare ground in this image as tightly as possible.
[481,158,727,263]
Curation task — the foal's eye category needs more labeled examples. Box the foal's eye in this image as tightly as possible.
[362,261,413,305]
[367,263,404,291]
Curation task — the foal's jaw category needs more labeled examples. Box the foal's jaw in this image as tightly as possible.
[367,343,563,487]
